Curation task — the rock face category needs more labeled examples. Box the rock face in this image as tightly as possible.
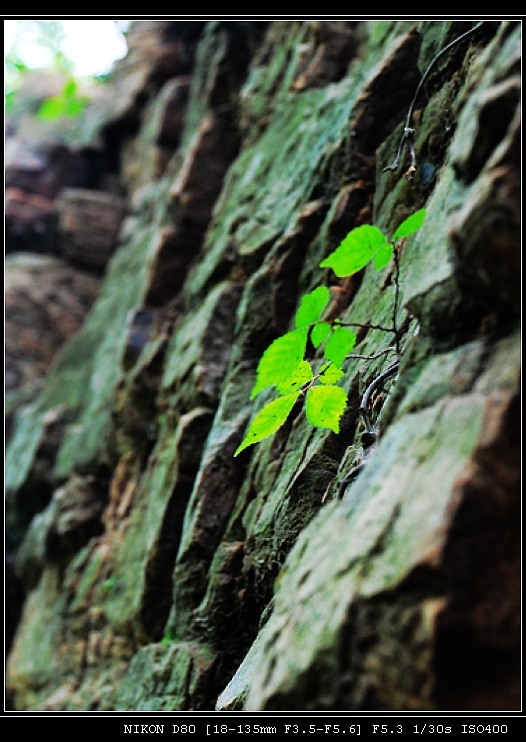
[5,253,101,393]
[5,20,520,711]
[4,70,126,411]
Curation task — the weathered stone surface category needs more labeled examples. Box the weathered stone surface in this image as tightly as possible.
[98,22,204,138]
[216,619,273,711]
[402,23,520,339]
[15,475,105,583]
[5,253,100,392]
[56,188,126,270]
[242,341,519,710]
[153,77,192,148]
[5,187,55,255]
[115,641,217,711]
[162,281,243,406]
[6,20,520,712]
[7,566,68,709]
[5,136,95,201]
[102,407,214,640]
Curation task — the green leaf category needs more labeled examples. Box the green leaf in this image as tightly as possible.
[295,286,330,328]
[320,224,389,278]
[311,321,332,348]
[161,629,175,644]
[324,327,356,368]
[251,327,308,398]
[64,96,87,117]
[63,79,78,98]
[306,385,347,433]
[392,208,426,240]
[37,97,65,121]
[5,90,16,113]
[318,363,344,384]
[36,78,89,121]
[277,360,313,394]
[234,393,300,456]
[372,241,394,270]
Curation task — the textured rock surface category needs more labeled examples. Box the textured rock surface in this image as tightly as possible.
[5,20,520,711]
[4,69,124,411]
[5,253,101,394]
[56,188,126,270]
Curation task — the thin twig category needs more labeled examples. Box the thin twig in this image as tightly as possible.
[383,21,485,173]
[359,361,400,434]
[345,346,397,362]
[336,321,395,333]
[392,245,401,356]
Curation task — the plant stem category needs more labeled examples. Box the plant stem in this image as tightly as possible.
[336,320,394,333]
[359,361,400,433]
[345,346,396,362]
[383,21,484,173]
[392,244,401,357]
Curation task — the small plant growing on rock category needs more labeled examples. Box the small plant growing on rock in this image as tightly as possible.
[234,208,426,457]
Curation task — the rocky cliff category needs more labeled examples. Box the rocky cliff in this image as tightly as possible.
[5,20,520,711]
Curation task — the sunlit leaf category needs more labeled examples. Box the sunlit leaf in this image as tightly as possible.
[392,208,426,240]
[37,97,65,121]
[251,327,308,398]
[305,385,347,433]
[277,360,313,394]
[63,97,87,117]
[36,78,89,121]
[295,286,330,328]
[63,78,78,97]
[372,241,393,270]
[311,321,332,348]
[234,393,300,456]
[5,91,16,113]
[320,224,389,277]
[318,363,344,384]
[324,327,356,368]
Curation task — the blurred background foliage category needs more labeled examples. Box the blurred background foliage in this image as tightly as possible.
[5,20,128,120]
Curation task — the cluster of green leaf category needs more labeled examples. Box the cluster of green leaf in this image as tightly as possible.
[5,21,89,122]
[36,78,89,121]
[234,208,426,457]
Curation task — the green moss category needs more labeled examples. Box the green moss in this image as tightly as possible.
[115,641,216,710]
[7,567,66,707]
[66,547,105,611]
[102,419,181,629]
[188,76,366,298]
[242,394,486,709]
